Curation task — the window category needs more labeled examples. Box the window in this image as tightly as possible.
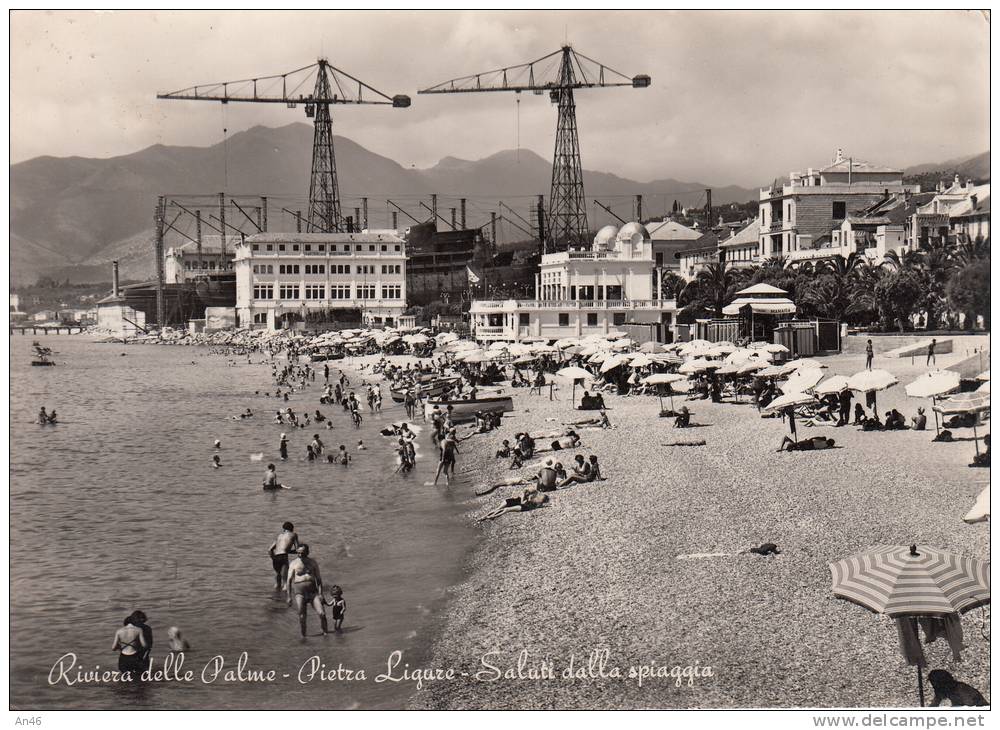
[266,244,273,252]
[380,244,387,252]
[369,244,376,252]
[253,312,267,324]
[613,313,626,326]
[279,285,300,300]
[587,313,598,326]
[252,244,260,252]
[355,245,362,252]
[252,264,274,274]
[305,284,326,300]
[278,244,286,252]
[278,264,300,275]
[331,285,352,299]
[518,313,530,327]
[332,264,350,275]
[832,201,846,220]
[292,245,300,252]
[304,244,311,252]
[253,284,274,300]
[558,313,569,327]
[304,264,325,275]
[381,264,401,275]
[380,284,401,299]
[318,244,326,252]
[394,245,400,252]
[356,264,374,275]
[357,285,376,300]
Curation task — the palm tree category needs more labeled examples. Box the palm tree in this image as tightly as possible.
[679,261,746,318]
[819,252,865,280]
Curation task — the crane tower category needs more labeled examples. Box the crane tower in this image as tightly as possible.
[420,46,649,252]
[158,59,410,233]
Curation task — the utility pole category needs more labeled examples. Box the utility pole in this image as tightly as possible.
[362,197,368,230]
[154,196,166,328]
[705,188,712,228]
[537,194,546,251]
[218,193,227,257]
[261,196,268,232]
[460,198,467,229]
[431,194,438,226]
[255,206,262,231]
[392,211,398,230]
[354,207,361,232]
[490,212,497,247]
[296,211,303,233]
[195,210,203,271]
[636,194,643,222]
[450,208,457,230]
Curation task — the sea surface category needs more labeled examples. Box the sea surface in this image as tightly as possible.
[9,335,476,709]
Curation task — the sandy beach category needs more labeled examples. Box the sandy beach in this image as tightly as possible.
[403,336,990,709]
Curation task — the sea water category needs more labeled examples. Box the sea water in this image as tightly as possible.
[9,335,476,709]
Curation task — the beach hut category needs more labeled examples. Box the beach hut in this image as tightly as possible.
[829,544,990,706]
[722,283,797,342]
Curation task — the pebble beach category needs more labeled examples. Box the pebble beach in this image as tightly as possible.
[405,336,990,709]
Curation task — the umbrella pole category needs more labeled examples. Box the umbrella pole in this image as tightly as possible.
[973,420,980,456]
[917,665,925,708]
[572,381,577,408]
[932,397,940,436]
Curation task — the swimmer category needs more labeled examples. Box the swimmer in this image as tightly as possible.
[263,463,284,490]
[167,627,190,653]
[214,439,221,450]
[268,521,299,590]
[337,445,351,466]
[212,455,221,469]
[323,586,346,632]
[357,440,366,450]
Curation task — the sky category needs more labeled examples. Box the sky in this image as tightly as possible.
[9,10,990,188]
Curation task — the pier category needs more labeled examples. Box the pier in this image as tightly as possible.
[10,325,86,335]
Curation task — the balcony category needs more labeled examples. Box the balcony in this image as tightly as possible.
[470,299,676,313]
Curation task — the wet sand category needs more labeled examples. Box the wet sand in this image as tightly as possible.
[404,338,990,709]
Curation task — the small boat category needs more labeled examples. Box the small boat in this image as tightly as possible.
[308,350,345,362]
[31,341,55,366]
[424,395,514,423]
[390,377,461,403]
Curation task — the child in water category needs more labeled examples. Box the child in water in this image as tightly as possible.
[337,445,351,465]
[212,455,222,469]
[323,586,346,632]
[357,440,366,450]
[167,626,190,653]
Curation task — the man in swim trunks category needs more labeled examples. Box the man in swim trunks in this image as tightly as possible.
[263,464,281,490]
[434,430,460,485]
[286,544,328,637]
[536,459,559,492]
[268,522,299,590]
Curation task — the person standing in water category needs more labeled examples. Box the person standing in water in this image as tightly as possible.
[434,429,460,485]
[268,521,300,590]
[279,433,288,461]
[112,615,148,679]
[263,464,282,490]
[286,544,328,637]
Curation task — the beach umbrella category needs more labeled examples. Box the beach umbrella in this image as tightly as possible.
[649,353,683,366]
[934,392,992,454]
[488,341,509,350]
[848,368,898,414]
[556,366,593,406]
[785,358,827,371]
[678,358,720,374]
[737,360,769,375]
[605,331,629,340]
[512,354,537,365]
[963,487,990,524]
[975,370,990,382]
[782,367,825,394]
[829,544,991,706]
[762,391,817,414]
[643,372,687,412]
[628,354,654,368]
[639,341,666,354]
[706,343,737,357]
[977,381,990,394]
[587,350,610,364]
[904,370,961,399]
[555,337,580,349]
[714,363,742,376]
[610,338,634,351]
[757,364,796,378]
[762,343,790,354]
[814,375,850,395]
[600,353,630,373]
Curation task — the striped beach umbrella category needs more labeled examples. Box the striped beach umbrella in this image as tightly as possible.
[830,544,990,617]
[830,544,991,706]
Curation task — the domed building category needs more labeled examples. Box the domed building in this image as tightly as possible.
[470,222,677,344]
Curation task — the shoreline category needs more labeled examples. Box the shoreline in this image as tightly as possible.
[406,342,989,709]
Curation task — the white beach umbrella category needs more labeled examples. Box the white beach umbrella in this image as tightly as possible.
[556,366,593,405]
[976,370,990,382]
[513,354,537,365]
[643,373,687,386]
[963,487,990,524]
[814,375,851,395]
[737,360,769,375]
[757,364,796,378]
[714,363,743,376]
[904,370,961,399]
[762,343,790,354]
[638,341,666,354]
[606,331,629,340]
[977,381,990,394]
[848,369,899,393]
[785,358,827,371]
[649,353,683,365]
[610,338,634,351]
[600,353,630,373]
[763,391,818,414]
[488,341,509,350]
[555,337,580,349]
[707,343,737,357]
[678,358,721,374]
[782,368,825,394]
[588,351,610,364]
[628,354,654,368]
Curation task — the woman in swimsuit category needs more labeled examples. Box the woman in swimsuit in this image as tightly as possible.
[479,486,550,521]
[112,615,148,678]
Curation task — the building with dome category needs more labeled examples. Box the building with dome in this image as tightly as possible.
[470,222,677,343]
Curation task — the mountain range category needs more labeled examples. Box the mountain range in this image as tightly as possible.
[9,123,989,285]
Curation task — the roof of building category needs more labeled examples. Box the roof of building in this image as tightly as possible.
[245,231,404,244]
[674,232,720,259]
[718,220,760,249]
[737,283,788,296]
[646,219,702,241]
[950,192,991,217]
[169,235,242,255]
[616,221,651,244]
[819,157,901,175]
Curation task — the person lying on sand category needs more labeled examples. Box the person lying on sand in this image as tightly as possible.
[536,430,581,453]
[568,410,612,429]
[777,435,835,452]
[478,486,550,521]
[662,440,707,447]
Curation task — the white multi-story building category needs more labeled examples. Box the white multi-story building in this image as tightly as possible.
[164,235,239,283]
[234,232,407,330]
[470,222,677,343]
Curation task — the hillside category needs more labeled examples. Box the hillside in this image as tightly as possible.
[10,124,757,284]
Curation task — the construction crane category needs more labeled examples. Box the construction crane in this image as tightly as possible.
[158,59,410,234]
[420,46,649,253]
